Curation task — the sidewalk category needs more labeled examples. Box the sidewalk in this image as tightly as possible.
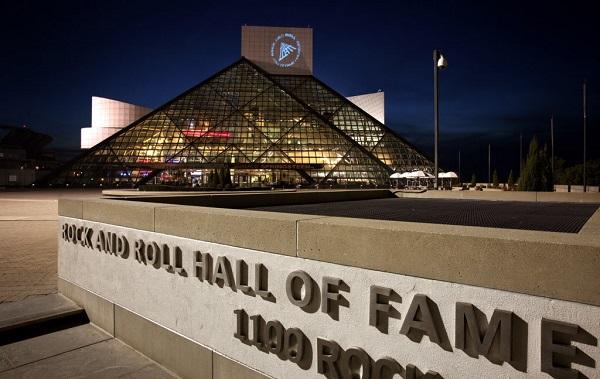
[0,189,101,303]
[0,293,175,378]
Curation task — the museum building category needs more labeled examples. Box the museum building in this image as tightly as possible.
[46,26,433,187]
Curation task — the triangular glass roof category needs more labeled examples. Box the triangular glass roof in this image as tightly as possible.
[45,58,432,187]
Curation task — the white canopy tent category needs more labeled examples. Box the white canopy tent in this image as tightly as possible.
[391,171,458,190]
[438,171,459,189]
[390,170,435,189]
[404,170,428,178]
[438,171,458,178]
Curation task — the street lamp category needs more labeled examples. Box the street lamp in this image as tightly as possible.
[433,49,448,190]
[583,80,587,192]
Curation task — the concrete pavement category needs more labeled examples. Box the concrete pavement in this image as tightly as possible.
[0,189,101,303]
[0,294,174,378]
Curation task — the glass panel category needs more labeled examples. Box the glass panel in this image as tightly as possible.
[48,60,432,187]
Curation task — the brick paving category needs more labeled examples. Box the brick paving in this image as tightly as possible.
[0,190,101,303]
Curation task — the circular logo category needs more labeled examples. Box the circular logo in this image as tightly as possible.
[270,33,301,68]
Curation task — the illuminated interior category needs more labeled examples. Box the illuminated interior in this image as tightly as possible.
[47,58,432,188]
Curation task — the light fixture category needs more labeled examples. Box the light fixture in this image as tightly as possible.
[437,54,448,70]
[433,49,448,190]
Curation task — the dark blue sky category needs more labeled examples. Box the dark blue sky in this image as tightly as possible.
[1,0,597,179]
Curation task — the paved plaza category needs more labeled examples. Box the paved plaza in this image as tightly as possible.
[0,190,101,303]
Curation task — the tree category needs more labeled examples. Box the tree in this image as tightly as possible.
[492,169,499,188]
[470,174,476,187]
[554,158,600,186]
[507,170,514,190]
[519,136,553,191]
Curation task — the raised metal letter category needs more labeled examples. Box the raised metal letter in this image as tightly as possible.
[370,285,401,334]
[286,270,313,308]
[194,251,212,282]
[317,338,341,379]
[541,318,596,379]
[341,347,371,379]
[455,302,513,362]
[400,294,441,344]
[322,277,349,320]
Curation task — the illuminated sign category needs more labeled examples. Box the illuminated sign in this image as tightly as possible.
[242,26,313,75]
[270,33,301,68]
[182,130,232,138]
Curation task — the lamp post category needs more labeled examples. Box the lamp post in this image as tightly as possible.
[458,149,461,184]
[488,144,491,187]
[550,116,554,180]
[433,49,448,190]
[583,80,587,192]
[519,133,523,179]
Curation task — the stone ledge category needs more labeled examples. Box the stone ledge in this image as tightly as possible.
[109,189,393,208]
[58,198,83,218]
[537,191,600,203]
[114,305,213,379]
[81,199,169,231]
[395,190,600,203]
[63,196,600,306]
[57,278,115,335]
[155,205,321,256]
[0,324,111,372]
[0,293,81,333]
[296,216,600,306]
[58,280,271,379]
[213,353,271,379]
[580,208,600,236]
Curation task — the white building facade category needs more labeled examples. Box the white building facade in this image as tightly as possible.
[80,96,151,149]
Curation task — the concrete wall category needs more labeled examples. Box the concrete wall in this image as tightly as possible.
[57,197,600,378]
[103,188,600,205]
[555,184,600,193]
[394,189,600,203]
[104,189,395,208]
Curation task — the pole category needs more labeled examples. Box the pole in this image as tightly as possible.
[433,49,440,190]
[583,80,587,192]
[519,133,523,178]
[458,150,461,184]
[488,144,491,186]
[550,116,554,180]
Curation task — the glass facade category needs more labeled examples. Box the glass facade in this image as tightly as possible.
[46,58,432,188]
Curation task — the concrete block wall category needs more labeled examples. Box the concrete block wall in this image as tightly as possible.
[59,196,600,306]
[57,195,600,378]
[58,278,267,379]
[395,189,600,203]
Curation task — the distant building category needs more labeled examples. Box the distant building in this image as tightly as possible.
[82,95,384,150]
[47,26,432,188]
[0,125,55,186]
[80,97,151,149]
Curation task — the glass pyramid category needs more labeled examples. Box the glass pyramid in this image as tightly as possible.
[46,58,433,188]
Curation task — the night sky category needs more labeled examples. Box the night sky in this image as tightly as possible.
[1,0,598,181]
